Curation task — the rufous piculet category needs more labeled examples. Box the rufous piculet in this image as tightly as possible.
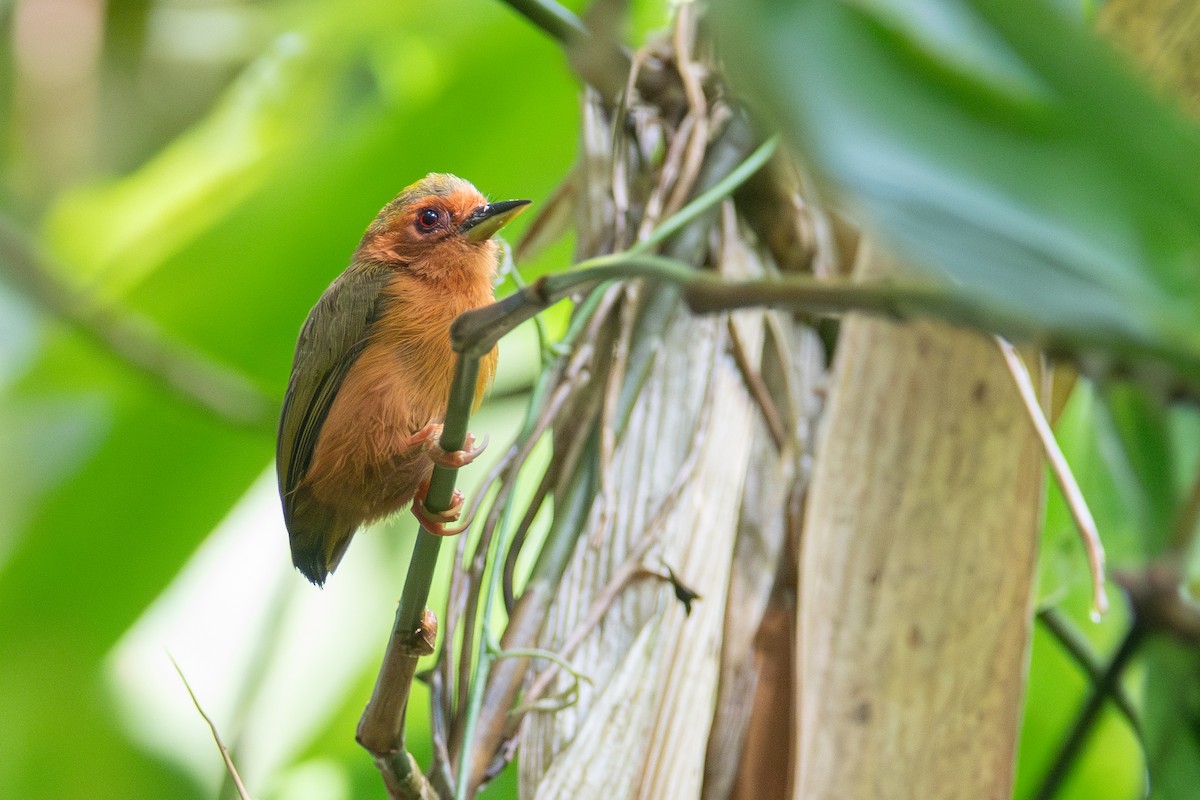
[276,173,529,585]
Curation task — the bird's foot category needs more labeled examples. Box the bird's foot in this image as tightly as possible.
[411,422,488,469]
[411,481,473,536]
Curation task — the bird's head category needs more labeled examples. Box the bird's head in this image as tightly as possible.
[356,173,529,282]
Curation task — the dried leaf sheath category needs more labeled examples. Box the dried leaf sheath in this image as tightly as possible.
[512,16,819,798]
[436,11,828,798]
[794,246,1044,798]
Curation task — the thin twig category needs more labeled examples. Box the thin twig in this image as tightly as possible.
[997,337,1107,617]
[218,573,294,800]
[592,284,638,546]
[168,655,252,800]
[492,646,595,681]
[494,332,602,618]
[503,468,555,613]
[1032,622,1148,800]
[358,358,480,797]
[467,344,589,535]
[454,283,638,796]
[448,305,604,744]
[727,316,788,452]
[444,285,619,790]
[1035,607,1142,740]
[637,114,693,242]
[470,367,585,608]
[455,398,606,796]
[457,442,600,793]
[519,536,655,709]
[631,11,709,241]
[662,4,710,218]
[427,668,457,799]
[498,0,591,47]
[498,0,631,102]
[440,352,577,735]
[609,73,636,251]
[451,137,780,359]
[453,506,521,800]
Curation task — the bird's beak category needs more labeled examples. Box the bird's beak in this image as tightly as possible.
[459,199,531,242]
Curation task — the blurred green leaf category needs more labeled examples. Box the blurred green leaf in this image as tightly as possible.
[717,2,1200,798]
[1097,385,1178,558]
[1017,622,1142,800]
[716,0,1200,393]
[1142,639,1200,799]
[8,0,1194,796]
[0,0,578,795]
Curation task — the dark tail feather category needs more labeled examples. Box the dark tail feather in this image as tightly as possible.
[285,489,357,586]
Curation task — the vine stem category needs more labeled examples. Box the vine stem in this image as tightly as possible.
[1031,622,1147,800]
[498,0,631,102]
[500,0,591,47]
[454,255,1200,405]
[357,359,479,798]
[1035,608,1141,739]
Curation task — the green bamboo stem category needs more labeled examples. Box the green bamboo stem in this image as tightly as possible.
[359,355,482,799]
[452,494,518,800]
[399,356,482,632]
[452,255,1200,402]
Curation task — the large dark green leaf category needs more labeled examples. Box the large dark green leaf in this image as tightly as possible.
[1142,639,1200,799]
[716,0,1200,393]
[716,3,1200,798]
[1098,385,1178,558]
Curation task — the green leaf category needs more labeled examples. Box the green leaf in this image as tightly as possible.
[1097,385,1178,558]
[1142,639,1200,799]
[715,0,1200,392]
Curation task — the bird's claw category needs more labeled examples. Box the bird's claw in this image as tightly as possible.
[413,423,488,469]
[412,484,473,536]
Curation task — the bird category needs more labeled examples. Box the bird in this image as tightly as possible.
[276,173,529,585]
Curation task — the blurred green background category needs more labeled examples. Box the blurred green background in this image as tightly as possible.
[0,0,1190,798]
[0,0,591,797]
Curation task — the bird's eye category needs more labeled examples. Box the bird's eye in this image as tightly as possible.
[417,208,440,231]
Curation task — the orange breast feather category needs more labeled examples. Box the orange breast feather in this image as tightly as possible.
[302,271,496,519]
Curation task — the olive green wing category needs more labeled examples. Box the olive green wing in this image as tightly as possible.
[276,265,393,518]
